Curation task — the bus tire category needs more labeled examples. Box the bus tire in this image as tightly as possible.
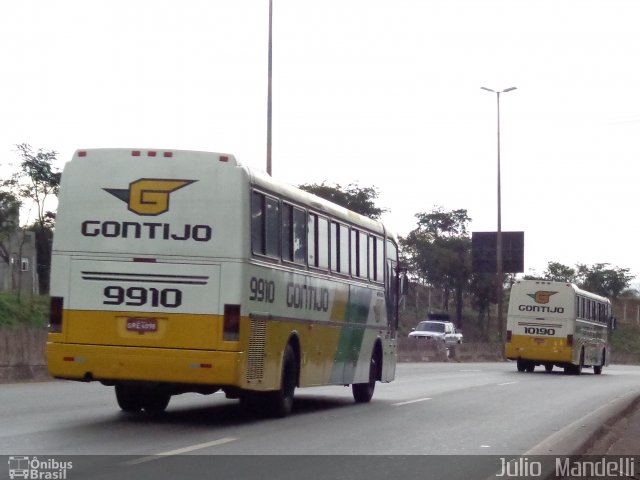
[566,349,584,375]
[525,362,535,373]
[352,346,380,403]
[576,349,584,375]
[544,364,553,373]
[142,390,171,415]
[516,359,526,372]
[267,344,297,418]
[594,350,605,375]
[115,383,143,413]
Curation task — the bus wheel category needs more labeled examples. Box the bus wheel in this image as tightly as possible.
[142,390,171,415]
[267,344,297,417]
[115,383,143,413]
[516,359,526,372]
[352,349,379,403]
[576,349,584,375]
[594,350,605,375]
[566,349,584,375]
[525,363,535,373]
[544,364,553,373]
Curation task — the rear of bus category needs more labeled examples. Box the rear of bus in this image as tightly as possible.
[505,280,576,372]
[47,149,249,408]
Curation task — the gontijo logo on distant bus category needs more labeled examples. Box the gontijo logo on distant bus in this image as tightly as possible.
[81,178,213,242]
[520,290,564,313]
[527,291,557,304]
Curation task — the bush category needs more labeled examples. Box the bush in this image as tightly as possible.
[0,292,49,328]
[611,323,640,356]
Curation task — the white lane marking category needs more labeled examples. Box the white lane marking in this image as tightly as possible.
[124,437,237,466]
[392,397,432,406]
[497,381,519,386]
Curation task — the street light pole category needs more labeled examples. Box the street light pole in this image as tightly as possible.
[266,0,273,176]
[481,86,517,340]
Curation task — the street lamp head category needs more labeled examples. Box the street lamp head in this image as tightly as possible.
[481,86,517,94]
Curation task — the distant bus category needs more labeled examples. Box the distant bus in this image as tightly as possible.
[47,149,402,416]
[505,280,614,374]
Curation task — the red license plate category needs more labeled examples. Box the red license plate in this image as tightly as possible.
[126,317,158,333]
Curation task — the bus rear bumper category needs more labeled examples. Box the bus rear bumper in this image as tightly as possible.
[47,342,243,387]
[504,336,572,363]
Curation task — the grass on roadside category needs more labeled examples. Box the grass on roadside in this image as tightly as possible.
[0,292,49,328]
[611,322,640,356]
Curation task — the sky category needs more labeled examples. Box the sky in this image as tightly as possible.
[1,0,639,287]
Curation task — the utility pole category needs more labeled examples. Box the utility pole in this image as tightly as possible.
[266,0,273,176]
[481,86,517,339]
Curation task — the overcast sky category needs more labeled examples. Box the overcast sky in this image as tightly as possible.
[1,0,639,286]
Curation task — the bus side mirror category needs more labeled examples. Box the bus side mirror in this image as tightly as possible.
[609,317,617,331]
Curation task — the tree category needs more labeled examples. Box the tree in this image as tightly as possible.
[535,261,634,300]
[401,207,472,327]
[13,143,61,228]
[298,182,387,220]
[469,273,496,340]
[0,190,22,290]
[0,190,21,266]
[575,263,634,300]
[11,143,61,293]
[543,261,577,283]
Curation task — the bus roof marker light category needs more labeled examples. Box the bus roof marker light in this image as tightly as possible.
[132,151,141,157]
[219,155,229,162]
[78,151,87,157]
[133,257,157,263]
[163,152,173,158]
[148,151,157,157]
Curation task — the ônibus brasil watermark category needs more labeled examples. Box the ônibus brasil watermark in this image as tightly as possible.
[7,456,73,480]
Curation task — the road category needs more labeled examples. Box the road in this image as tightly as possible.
[1,362,639,479]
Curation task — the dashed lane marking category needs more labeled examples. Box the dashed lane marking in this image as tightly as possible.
[123,437,238,466]
[392,397,433,406]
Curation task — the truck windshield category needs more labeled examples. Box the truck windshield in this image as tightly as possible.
[417,322,445,333]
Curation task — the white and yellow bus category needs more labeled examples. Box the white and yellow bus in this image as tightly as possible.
[505,280,614,375]
[47,149,401,416]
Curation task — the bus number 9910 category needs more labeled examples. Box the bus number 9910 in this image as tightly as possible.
[103,286,182,308]
[249,277,275,303]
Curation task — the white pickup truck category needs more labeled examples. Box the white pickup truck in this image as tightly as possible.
[408,320,463,345]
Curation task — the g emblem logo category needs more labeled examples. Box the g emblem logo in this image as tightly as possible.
[527,291,557,304]
[104,179,195,216]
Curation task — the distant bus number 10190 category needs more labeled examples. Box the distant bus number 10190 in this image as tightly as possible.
[523,326,556,336]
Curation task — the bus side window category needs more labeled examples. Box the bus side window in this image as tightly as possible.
[330,221,349,274]
[252,191,280,259]
[282,203,306,265]
[251,192,265,255]
[375,237,384,282]
[265,197,280,258]
[350,228,358,276]
[307,213,329,270]
[359,231,368,279]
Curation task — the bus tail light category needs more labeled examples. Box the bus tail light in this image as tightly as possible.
[506,330,512,343]
[223,304,240,341]
[49,297,63,333]
[567,334,574,347]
